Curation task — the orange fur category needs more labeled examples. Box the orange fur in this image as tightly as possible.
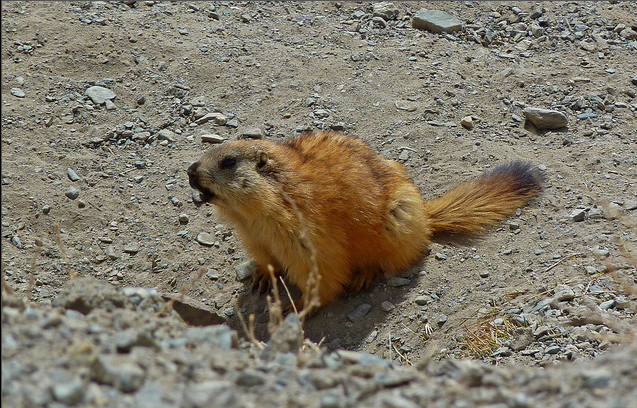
[187,132,541,311]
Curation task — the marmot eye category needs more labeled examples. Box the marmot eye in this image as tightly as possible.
[220,156,237,169]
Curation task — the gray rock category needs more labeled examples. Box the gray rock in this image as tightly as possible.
[437,314,448,325]
[373,2,400,20]
[460,116,474,129]
[10,88,25,98]
[235,369,266,387]
[386,277,410,287]
[435,253,448,260]
[42,204,51,214]
[414,295,431,306]
[11,236,22,248]
[624,200,637,211]
[599,299,615,310]
[105,99,117,110]
[179,213,189,223]
[195,112,228,126]
[261,314,303,361]
[523,107,568,129]
[201,134,226,143]
[581,369,612,388]
[66,168,81,181]
[313,108,330,118]
[531,298,553,312]
[123,243,139,254]
[234,259,257,281]
[347,303,372,321]
[591,247,610,258]
[65,187,80,200]
[196,232,216,247]
[510,327,534,351]
[577,112,598,120]
[380,301,395,312]
[588,207,604,219]
[491,346,512,357]
[182,381,236,408]
[570,208,586,222]
[91,354,145,393]
[85,86,115,104]
[544,345,562,355]
[412,10,462,33]
[157,129,176,142]
[620,28,637,40]
[530,8,543,19]
[191,96,206,107]
[51,377,86,405]
[241,128,263,139]
[554,285,575,301]
[185,325,238,349]
[395,100,418,111]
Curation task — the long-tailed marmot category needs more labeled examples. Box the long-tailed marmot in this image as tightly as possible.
[187,131,541,313]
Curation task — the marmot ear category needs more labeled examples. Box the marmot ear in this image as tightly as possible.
[257,150,269,168]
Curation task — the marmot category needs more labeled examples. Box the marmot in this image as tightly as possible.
[187,131,541,313]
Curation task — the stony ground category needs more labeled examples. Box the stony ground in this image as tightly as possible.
[2,1,637,407]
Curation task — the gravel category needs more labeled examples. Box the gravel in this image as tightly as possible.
[2,2,637,407]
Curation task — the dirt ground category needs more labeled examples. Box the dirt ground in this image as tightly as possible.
[2,0,636,369]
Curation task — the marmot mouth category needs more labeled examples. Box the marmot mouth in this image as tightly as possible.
[188,177,217,206]
[193,187,216,206]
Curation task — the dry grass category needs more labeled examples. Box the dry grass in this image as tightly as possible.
[463,308,519,358]
[235,189,323,354]
[53,223,74,279]
[29,238,43,290]
[1,260,14,295]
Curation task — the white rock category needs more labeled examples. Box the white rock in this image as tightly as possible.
[85,86,115,105]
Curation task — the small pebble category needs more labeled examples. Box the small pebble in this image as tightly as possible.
[201,134,226,143]
[235,370,266,387]
[235,260,257,281]
[380,301,395,312]
[241,128,263,139]
[570,208,586,222]
[460,116,474,129]
[66,187,80,200]
[67,168,80,181]
[196,232,216,247]
[11,88,26,98]
[179,214,189,224]
[42,205,51,214]
[85,86,115,104]
[414,295,430,306]
[544,345,562,355]
[123,243,139,254]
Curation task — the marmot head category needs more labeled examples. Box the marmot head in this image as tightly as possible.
[187,141,274,209]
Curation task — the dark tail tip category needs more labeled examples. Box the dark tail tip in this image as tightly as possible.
[486,161,543,196]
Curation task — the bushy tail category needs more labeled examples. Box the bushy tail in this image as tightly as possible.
[424,162,542,236]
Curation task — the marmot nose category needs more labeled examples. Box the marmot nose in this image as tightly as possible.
[187,161,201,187]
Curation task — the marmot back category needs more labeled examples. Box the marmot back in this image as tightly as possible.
[187,131,541,313]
